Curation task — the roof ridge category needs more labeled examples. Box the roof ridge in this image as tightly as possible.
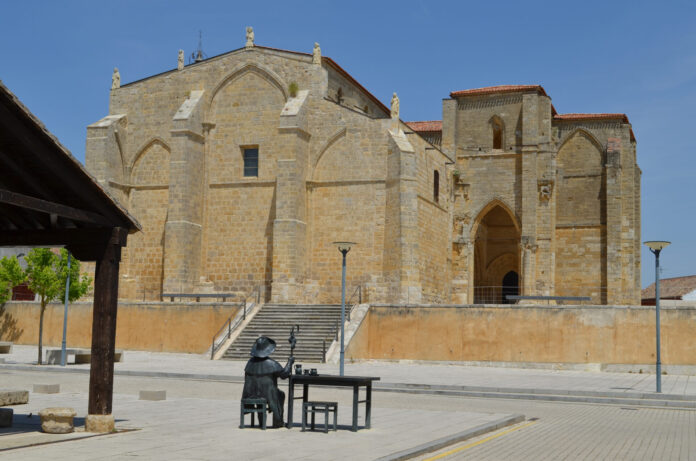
[450,84,547,98]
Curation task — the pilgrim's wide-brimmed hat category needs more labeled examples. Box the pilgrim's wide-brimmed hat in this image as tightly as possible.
[251,336,276,358]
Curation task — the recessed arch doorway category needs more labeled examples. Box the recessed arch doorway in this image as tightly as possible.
[472,202,520,303]
[501,270,519,304]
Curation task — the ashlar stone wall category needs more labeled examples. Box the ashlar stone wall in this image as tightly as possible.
[441,87,639,305]
[86,44,452,305]
[86,43,639,306]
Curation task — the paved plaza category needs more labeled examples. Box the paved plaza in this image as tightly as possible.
[1,346,696,459]
[4,345,696,398]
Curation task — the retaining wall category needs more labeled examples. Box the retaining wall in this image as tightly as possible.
[0,301,239,353]
[345,304,696,365]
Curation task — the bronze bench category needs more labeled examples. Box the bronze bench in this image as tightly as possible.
[240,398,268,430]
[302,401,338,433]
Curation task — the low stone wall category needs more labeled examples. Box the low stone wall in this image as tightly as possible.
[0,301,240,353]
[345,304,696,365]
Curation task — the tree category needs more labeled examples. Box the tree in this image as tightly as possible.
[0,256,26,304]
[24,248,91,364]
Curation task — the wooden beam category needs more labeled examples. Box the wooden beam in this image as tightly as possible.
[0,101,129,227]
[88,228,122,415]
[0,203,36,229]
[0,189,112,226]
[0,228,112,249]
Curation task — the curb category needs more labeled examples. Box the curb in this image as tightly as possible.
[2,363,694,409]
[0,363,244,383]
[375,414,525,461]
[375,386,696,409]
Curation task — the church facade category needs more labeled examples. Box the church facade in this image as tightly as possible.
[86,33,640,305]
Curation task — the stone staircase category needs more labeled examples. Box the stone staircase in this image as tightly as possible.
[221,304,344,362]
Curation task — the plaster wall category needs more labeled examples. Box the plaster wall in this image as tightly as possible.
[0,301,239,353]
[346,305,696,365]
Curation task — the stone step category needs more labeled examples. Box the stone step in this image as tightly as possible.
[240,329,338,334]
[220,303,342,362]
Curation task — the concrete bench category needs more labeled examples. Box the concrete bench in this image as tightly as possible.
[0,390,29,407]
[0,341,13,354]
[46,348,123,365]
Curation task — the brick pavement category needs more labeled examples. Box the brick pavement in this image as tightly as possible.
[414,397,696,460]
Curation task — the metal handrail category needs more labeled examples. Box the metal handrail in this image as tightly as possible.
[210,285,262,359]
[347,285,362,322]
[473,286,606,305]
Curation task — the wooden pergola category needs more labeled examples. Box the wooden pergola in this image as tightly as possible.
[0,81,140,418]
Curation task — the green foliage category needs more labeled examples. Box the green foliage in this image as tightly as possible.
[288,81,299,97]
[0,256,26,303]
[453,169,461,177]
[24,248,91,309]
[57,249,92,304]
[24,248,91,364]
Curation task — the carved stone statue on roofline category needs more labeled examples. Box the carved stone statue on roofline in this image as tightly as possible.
[313,42,321,65]
[246,27,254,48]
[177,50,184,70]
[111,68,120,90]
[391,92,399,120]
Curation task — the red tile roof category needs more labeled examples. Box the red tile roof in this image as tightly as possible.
[642,275,696,300]
[554,113,630,124]
[450,85,548,98]
[554,113,635,142]
[406,120,442,132]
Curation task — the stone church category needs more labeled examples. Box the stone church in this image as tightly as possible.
[86,31,641,306]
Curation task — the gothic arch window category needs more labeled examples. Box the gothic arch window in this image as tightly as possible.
[491,116,504,149]
[433,170,440,203]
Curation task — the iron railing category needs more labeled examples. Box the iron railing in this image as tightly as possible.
[210,285,262,359]
[473,286,609,305]
[347,285,362,321]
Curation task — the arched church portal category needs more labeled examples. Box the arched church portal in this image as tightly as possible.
[473,204,520,303]
[501,271,519,304]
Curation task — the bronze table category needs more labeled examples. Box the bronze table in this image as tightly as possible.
[287,374,380,431]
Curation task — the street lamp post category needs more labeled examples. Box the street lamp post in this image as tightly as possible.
[60,252,71,367]
[644,240,671,393]
[333,241,356,376]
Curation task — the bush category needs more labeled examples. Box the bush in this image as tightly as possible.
[288,82,299,97]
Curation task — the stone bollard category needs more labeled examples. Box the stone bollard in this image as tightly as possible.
[38,407,76,434]
[139,390,166,401]
[33,384,60,394]
[85,414,114,433]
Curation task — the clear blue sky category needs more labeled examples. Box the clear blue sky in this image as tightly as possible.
[1,0,694,288]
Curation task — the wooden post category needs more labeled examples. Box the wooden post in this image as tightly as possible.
[88,228,125,415]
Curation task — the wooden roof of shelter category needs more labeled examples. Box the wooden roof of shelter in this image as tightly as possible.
[0,80,139,258]
[0,80,139,420]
